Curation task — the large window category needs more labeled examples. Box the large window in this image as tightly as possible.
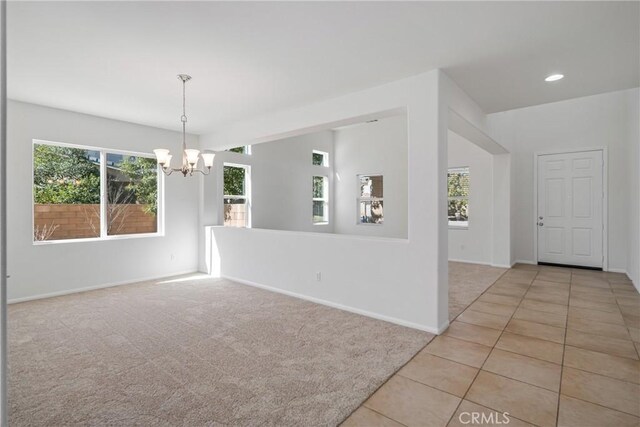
[448,167,469,227]
[33,141,161,242]
[223,164,250,227]
[358,175,384,224]
[312,176,329,224]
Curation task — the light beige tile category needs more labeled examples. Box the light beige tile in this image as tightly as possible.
[457,309,510,331]
[513,307,567,328]
[623,313,640,329]
[364,375,461,427]
[628,327,640,343]
[568,306,625,325]
[519,298,568,315]
[505,319,565,344]
[466,371,558,427]
[524,290,569,305]
[571,278,610,289]
[531,279,571,290]
[569,296,621,313]
[565,329,639,360]
[447,400,534,427]
[483,349,561,391]
[477,293,521,307]
[468,301,517,317]
[399,353,478,397]
[610,282,637,291]
[442,321,502,347]
[567,315,631,340]
[614,289,640,298]
[617,297,640,308]
[619,303,640,317]
[341,407,404,427]
[486,286,528,298]
[570,289,617,304]
[423,336,492,368]
[558,395,639,427]
[512,264,539,271]
[536,270,571,283]
[561,367,640,416]
[495,332,564,364]
[563,345,640,384]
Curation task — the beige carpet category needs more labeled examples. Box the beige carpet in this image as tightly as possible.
[9,276,433,426]
[448,261,507,320]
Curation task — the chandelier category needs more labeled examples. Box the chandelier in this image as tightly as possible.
[154,75,215,176]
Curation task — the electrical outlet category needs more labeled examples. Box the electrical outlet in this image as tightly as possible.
[316,272,322,282]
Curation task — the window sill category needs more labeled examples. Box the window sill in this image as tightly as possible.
[448,224,469,230]
[313,222,329,225]
[33,232,164,245]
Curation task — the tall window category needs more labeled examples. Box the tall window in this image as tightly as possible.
[223,164,250,227]
[33,141,161,242]
[312,176,329,224]
[358,175,384,224]
[448,167,469,227]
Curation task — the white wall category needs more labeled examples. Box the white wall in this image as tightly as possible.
[334,115,408,238]
[627,89,639,288]
[200,70,450,333]
[488,88,639,274]
[447,131,493,264]
[8,100,200,301]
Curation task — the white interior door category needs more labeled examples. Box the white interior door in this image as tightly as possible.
[537,150,604,268]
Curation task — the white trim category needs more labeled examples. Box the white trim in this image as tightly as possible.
[533,147,608,270]
[8,270,197,304]
[223,275,447,334]
[515,259,538,265]
[448,258,514,269]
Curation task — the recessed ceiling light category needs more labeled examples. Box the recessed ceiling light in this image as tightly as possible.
[545,74,564,82]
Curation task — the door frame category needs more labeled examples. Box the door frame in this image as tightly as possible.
[533,147,608,270]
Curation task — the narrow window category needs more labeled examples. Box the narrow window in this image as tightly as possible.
[226,145,251,155]
[358,175,383,224]
[312,176,329,224]
[106,154,158,236]
[33,140,161,242]
[312,150,329,167]
[448,167,469,227]
[223,164,250,227]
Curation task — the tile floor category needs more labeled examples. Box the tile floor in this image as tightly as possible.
[342,264,640,427]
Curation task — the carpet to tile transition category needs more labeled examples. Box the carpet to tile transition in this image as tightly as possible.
[9,276,433,426]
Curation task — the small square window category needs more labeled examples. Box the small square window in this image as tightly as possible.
[312,150,329,167]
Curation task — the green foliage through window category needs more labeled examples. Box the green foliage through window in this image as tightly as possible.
[224,165,246,196]
[33,144,101,204]
[448,167,469,223]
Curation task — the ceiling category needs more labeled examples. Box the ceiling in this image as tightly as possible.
[8,1,639,134]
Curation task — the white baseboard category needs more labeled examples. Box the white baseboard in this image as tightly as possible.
[448,258,492,266]
[223,275,445,335]
[606,268,628,274]
[449,259,514,269]
[514,259,537,265]
[8,270,199,304]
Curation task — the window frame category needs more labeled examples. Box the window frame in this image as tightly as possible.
[312,175,329,225]
[222,162,252,228]
[357,173,384,226]
[448,166,470,229]
[226,145,252,155]
[32,139,164,245]
[312,150,329,167]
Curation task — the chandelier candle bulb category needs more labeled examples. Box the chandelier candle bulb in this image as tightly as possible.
[201,152,215,168]
[185,149,200,165]
[153,149,170,165]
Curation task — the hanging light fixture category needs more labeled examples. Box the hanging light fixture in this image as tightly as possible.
[154,74,215,176]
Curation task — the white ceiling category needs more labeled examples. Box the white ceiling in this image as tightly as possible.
[8,1,639,134]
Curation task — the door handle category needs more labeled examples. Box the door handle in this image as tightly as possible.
[538,222,544,226]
